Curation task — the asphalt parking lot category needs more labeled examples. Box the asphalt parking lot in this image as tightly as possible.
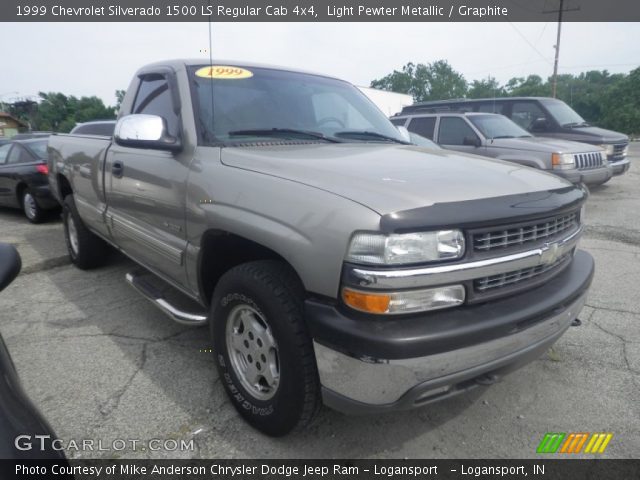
[0,145,638,459]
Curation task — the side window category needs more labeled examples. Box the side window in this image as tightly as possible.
[407,117,436,139]
[132,74,180,137]
[478,102,505,114]
[511,102,549,131]
[7,145,33,164]
[74,123,115,136]
[438,117,479,145]
[0,144,11,165]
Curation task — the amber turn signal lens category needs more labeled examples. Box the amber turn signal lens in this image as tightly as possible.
[342,288,391,314]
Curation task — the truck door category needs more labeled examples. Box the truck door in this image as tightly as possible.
[105,72,190,288]
[437,116,485,155]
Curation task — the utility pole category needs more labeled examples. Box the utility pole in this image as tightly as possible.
[544,0,580,98]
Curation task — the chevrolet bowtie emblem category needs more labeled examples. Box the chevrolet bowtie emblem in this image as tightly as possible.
[540,242,562,265]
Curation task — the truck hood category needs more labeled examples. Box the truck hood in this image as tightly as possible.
[553,125,628,144]
[220,143,571,215]
[541,127,629,145]
[490,137,604,154]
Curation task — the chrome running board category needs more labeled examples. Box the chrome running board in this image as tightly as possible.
[125,272,208,326]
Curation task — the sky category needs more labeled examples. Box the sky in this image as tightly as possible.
[2,22,639,107]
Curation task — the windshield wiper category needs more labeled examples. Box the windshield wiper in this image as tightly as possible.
[228,128,341,143]
[491,135,515,139]
[334,130,410,144]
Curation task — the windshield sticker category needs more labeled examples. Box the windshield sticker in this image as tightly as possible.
[195,66,253,79]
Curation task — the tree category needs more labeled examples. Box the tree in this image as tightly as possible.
[599,67,640,135]
[27,92,116,132]
[370,62,424,99]
[371,60,467,101]
[115,89,126,111]
[505,75,550,97]
[426,60,467,101]
[33,92,74,131]
[467,77,506,99]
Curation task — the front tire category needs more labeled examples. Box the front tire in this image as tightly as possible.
[62,195,108,269]
[22,189,44,223]
[211,260,321,436]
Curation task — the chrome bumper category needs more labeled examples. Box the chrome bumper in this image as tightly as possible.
[315,289,587,409]
[610,158,630,176]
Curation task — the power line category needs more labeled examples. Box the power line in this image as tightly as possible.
[508,23,553,65]
[560,62,640,69]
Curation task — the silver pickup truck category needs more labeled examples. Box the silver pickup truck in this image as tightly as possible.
[392,112,613,186]
[48,60,594,436]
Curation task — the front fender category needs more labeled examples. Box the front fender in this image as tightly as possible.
[185,155,381,299]
[495,154,548,170]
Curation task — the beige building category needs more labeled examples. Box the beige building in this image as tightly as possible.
[0,112,27,138]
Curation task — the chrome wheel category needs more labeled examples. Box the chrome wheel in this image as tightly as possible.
[225,304,280,400]
[23,192,37,220]
[67,215,79,255]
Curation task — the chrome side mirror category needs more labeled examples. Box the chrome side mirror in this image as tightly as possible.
[114,114,182,152]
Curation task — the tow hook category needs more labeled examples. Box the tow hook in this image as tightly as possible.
[571,318,582,327]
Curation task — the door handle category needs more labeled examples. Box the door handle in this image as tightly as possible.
[112,161,124,178]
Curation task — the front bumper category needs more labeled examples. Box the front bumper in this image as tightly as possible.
[307,250,594,413]
[609,158,630,176]
[555,165,613,186]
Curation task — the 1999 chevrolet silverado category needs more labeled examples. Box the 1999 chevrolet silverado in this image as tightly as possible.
[48,60,594,436]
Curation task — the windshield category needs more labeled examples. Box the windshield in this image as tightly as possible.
[190,65,404,144]
[541,99,587,127]
[24,140,48,159]
[467,114,532,139]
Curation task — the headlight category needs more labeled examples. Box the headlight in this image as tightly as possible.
[346,230,465,265]
[598,144,615,156]
[622,145,629,157]
[551,153,575,170]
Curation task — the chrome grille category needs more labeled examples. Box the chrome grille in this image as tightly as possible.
[574,152,604,170]
[474,253,571,291]
[473,213,578,252]
[611,142,629,162]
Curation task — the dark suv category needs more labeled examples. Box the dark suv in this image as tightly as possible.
[396,97,630,176]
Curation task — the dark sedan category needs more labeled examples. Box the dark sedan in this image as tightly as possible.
[0,138,59,223]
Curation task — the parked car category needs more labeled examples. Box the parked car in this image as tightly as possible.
[0,243,68,460]
[12,132,52,140]
[70,120,116,136]
[0,138,59,223]
[392,112,612,185]
[396,97,630,176]
[48,60,593,436]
